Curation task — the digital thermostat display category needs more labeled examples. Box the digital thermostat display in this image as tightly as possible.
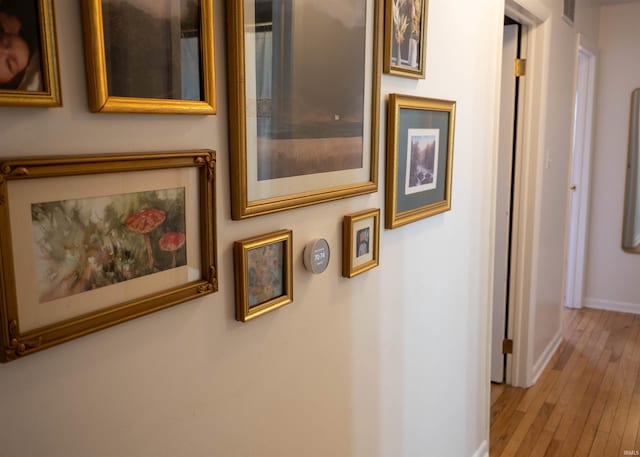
[303,239,330,274]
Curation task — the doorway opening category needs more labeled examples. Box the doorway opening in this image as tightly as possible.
[563,36,596,310]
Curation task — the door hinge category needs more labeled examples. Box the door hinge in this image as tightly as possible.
[514,58,526,77]
[503,339,514,354]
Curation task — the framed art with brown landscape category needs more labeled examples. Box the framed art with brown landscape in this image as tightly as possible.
[343,208,380,278]
[0,0,62,107]
[234,230,293,322]
[383,0,427,78]
[0,150,218,362]
[81,0,216,114]
[385,94,455,229]
[226,0,382,219]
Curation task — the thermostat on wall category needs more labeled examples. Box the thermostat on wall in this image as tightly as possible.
[303,239,330,274]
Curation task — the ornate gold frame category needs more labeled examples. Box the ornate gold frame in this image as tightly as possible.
[234,230,293,322]
[343,208,380,278]
[383,0,428,79]
[0,0,62,107]
[0,150,218,362]
[226,0,382,219]
[385,94,455,229]
[81,0,216,114]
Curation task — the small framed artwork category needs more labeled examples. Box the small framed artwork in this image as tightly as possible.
[0,150,218,362]
[383,0,428,78]
[227,0,381,219]
[386,94,455,229]
[81,0,216,114]
[0,0,62,107]
[234,230,293,322]
[343,208,380,278]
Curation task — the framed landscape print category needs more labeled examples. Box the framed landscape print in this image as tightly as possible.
[81,0,216,114]
[343,208,380,278]
[383,0,427,78]
[0,0,62,107]
[385,94,455,229]
[234,230,293,322]
[227,0,382,219]
[0,150,218,362]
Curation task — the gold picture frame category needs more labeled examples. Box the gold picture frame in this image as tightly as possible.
[343,208,380,278]
[81,0,216,114]
[234,229,293,322]
[386,94,455,229]
[0,150,218,362]
[383,0,428,78]
[0,0,62,107]
[227,0,382,219]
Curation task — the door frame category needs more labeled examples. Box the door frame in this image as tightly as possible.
[563,35,597,310]
[493,0,552,387]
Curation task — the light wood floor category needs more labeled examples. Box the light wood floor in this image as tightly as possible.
[490,307,640,457]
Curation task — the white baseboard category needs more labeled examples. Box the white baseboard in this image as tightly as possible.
[531,331,562,385]
[471,440,488,457]
[584,298,640,315]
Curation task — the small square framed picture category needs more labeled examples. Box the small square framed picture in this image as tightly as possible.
[234,230,293,322]
[385,94,455,229]
[342,208,380,278]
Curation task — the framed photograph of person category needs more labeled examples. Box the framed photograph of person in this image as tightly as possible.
[0,0,62,107]
[342,208,380,278]
[81,0,216,114]
[383,0,427,78]
[227,0,382,219]
[234,229,293,322]
[385,94,455,229]
[0,150,218,362]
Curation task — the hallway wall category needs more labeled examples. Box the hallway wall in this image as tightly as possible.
[585,2,640,314]
[0,1,503,456]
[513,0,600,383]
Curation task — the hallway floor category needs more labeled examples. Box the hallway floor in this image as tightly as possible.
[490,307,640,457]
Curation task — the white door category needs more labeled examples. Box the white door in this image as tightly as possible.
[564,42,596,309]
[491,23,519,383]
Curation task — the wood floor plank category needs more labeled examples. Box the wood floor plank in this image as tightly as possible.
[490,308,640,457]
[491,382,507,406]
[491,410,526,457]
[603,315,640,456]
[587,430,609,457]
[513,402,555,457]
[551,312,615,455]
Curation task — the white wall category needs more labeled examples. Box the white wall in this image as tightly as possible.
[0,1,503,457]
[585,2,640,313]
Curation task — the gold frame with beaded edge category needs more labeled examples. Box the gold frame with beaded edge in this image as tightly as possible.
[343,208,380,278]
[0,0,62,107]
[234,230,293,322]
[81,0,216,114]
[0,150,218,362]
[385,94,455,229]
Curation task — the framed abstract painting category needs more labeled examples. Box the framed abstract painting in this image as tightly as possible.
[234,229,292,322]
[227,0,382,219]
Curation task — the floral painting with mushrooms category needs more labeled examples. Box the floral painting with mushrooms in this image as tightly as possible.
[246,242,284,308]
[31,188,186,303]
